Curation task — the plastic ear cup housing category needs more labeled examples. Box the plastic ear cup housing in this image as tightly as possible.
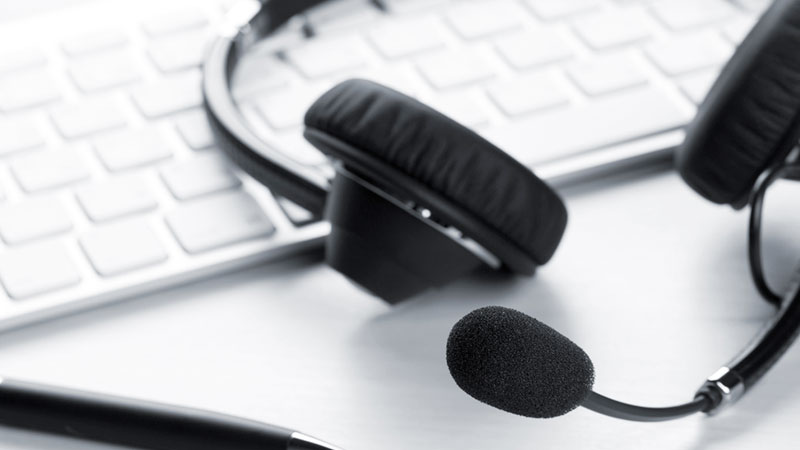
[324,166,487,302]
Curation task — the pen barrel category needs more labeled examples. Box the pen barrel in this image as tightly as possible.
[0,378,292,450]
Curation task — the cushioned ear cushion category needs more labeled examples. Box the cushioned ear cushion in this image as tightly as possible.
[677,0,800,208]
[304,79,567,266]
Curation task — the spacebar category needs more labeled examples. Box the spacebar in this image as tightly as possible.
[480,87,692,165]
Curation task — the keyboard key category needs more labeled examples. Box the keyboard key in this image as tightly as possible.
[347,65,423,97]
[231,55,293,102]
[255,86,326,131]
[481,86,690,164]
[285,35,369,79]
[76,177,158,222]
[487,72,570,116]
[69,52,141,92]
[445,0,527,39]
[649,0,736,30]
[50,98,128,139]
[160,154,241,200]
[645,32,732,76]
[0,241,81,299]
[0,117,44,156]
[306,0,382,34]
[61,30,129,57]
[166,191,275,253]
[10,148,90,192]
[0,47,46,74]
[367,16,448,59]
[0,197,72,244]
[142,7,208,37]
[417,50,495,90]
[175,110,215,150]
[495,28,573,69]
[94,128,173,171]
[80,220,167,276]
[677,70,720,105]
[566,53,649,96]
[427,91,491,127]
[525,0,601,20]
[572,9,653,50]
[131,71,203,118]
[0,70,61,112]
[148,31,208,73]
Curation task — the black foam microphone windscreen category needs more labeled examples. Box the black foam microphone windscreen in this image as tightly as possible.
[446,306,595,418]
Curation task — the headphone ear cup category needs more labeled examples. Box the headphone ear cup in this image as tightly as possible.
[677,0,800,208]
[304,79,568,301]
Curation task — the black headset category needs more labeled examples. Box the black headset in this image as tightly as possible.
[202,0,800,422]
[1,1,799,450]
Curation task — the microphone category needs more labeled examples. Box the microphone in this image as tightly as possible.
[446,306,711,422]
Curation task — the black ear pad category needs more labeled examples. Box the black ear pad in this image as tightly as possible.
[677,0,800,208]
[304,79,568,270]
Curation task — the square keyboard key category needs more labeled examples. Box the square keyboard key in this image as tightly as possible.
[495,27,573,70]
[0,197,72,245]
[142,7,208,37]
[645,32,732,76]
[80,220,168,276]
[417,50,496,90]
[10,148,91,192]
[148,31,209,73]
[166,191,275,254]
[50,98,128,139]
[649,0,736,30]
[426,91,491,127]
[94,127,173,171]
[76,177,158,222]
[572,9,653,50]
[0,47,46,74]
[525,0,601,20]
[445,0,528,40]
[0,117,44,156]
[566,53,649,96]
[0,241,81,299]
[61,29,129,57]
[69,52,141,92]
[160,154,241,200]
[487,72,570,116]
[367,16,447,59]
[131,70,203,118]
[285,35,369,79]
[175,110,215,150]
[0,70,61,112]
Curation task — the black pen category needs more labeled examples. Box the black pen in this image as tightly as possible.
[0,377,342,450]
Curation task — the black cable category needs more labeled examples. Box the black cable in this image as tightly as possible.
[582,392,710,422]
[748,164,799,305]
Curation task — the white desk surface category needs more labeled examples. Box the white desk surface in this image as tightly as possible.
[2,168,799,450]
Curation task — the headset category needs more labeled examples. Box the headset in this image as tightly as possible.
[1,0,800,449]
[202,0,800,423]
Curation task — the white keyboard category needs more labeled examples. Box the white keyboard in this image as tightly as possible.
[0,0,769,331]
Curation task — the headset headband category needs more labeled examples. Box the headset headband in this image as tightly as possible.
[203,0,332,215]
